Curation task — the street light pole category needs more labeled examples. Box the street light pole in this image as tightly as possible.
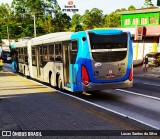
[6,25,11,48]
[7,26,9,40]
[33,14,36,37]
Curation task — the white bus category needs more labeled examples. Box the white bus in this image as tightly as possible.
[12,30,133,93]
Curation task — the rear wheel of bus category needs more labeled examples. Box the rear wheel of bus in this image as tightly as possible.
[58,76,62,90]
[49,72,54,87]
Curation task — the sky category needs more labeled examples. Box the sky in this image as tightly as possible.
[0,0,158,17]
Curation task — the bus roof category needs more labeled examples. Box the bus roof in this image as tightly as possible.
[13,29,131,48]
[31,32,73,46]
[13,40,28,48]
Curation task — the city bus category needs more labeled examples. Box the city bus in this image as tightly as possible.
[1,50,12,63]
[12,29,133,93]
[11,40,29,74]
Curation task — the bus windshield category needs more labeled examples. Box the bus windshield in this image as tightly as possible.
[89,32,128,62]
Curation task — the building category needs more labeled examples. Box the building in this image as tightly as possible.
[120,7,160,28]
[118,7,160,64]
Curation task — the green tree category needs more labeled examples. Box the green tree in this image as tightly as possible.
[81,8,104,30]
[52,12,71,32]
[37,16,54,34]
[0,3,14,39]
[144,0,154,7]
[128,5,136,10]
[71,14,81,25]
[12,0,60,16]
[120,8,127,11]
[69,14,83,32]
[11,0,60,37]
[104,12,121,28]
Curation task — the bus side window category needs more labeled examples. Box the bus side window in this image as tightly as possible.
[55,44,62,62]
[39,46,43,66]
[49,44,55,61]
[19,48,23,63]
[32,47,37,66]
[21,48,24,63]
[24,47,28,63]
[12,49,18,61]
[70,40,78,64]
[43,45,48,61]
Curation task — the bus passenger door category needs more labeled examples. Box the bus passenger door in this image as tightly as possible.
[63,42,71,88]
[36,46,41,77]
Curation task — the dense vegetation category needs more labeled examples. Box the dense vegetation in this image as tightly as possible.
[0,0,154,41]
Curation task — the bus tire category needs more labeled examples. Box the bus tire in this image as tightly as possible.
[24,66,25,75]
[58,76,62,90]
[49,72,53,86]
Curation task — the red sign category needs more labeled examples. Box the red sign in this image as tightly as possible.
[68,1,73,5]
[134,26,144,40]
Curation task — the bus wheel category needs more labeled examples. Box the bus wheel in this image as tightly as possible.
[58,76,62,90]
[49,73,53,86]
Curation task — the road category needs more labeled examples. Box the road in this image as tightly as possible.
[69,71,160,129]
[1,63,160,137]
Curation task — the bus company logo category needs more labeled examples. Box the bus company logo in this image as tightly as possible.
[62,0,79,13]
[109,70,112,74]
[106,70,115,78]
[95,62,102,68]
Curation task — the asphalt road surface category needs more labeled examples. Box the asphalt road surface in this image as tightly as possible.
[1,63,160,138]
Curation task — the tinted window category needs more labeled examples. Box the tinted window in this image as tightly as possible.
[43,45,48,61]
[39,46,43,66]
[32,47,36,65]
[89,32,128,49]
[147,54,155,58]
[55,43,62,61]
[147,53,160,58]
[49,44,55,61]
[89,32,128,62]
[70,40,78,64]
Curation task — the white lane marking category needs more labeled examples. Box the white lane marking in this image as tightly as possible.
[116,89,160,101]
[57,91,159,130]
[4,69,160,130]
[143,82,160,87]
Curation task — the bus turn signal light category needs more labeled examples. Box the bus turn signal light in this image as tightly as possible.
[82,65,90,85]
[129,66,133,81]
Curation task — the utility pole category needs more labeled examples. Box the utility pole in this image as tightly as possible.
[33,14,36,37]
[7,26,9,41]
[6,25,11,49]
